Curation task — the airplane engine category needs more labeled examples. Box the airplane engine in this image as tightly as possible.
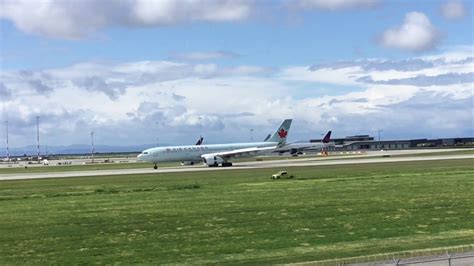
[202,155,224,167]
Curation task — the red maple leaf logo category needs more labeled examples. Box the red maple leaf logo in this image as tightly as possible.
[278,128,288,138]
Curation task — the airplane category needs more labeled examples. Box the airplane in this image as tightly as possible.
[275,131,332,156]
[137,119,292,169]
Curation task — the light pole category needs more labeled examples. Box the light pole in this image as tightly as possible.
[5,120,9,162]
[155,121,159,146]
[199,117,202,142]
[36,116,40,163]
[377,129,383,150]
[250,128,254,142]
[91,131,95,163]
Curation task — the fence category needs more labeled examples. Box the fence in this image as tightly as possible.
[293,244,474,266]
[389,252,474,266]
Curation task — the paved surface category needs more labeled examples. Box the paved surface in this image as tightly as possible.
[0,153,472,181]
[1,148,470,169]
[0,156,138,168]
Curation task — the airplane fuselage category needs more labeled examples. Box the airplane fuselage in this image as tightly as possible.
[137,141,278,163]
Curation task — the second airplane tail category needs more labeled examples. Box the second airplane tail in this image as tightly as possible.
[266,119,292,145]
[195,136,204,145]
[322,131,332,143]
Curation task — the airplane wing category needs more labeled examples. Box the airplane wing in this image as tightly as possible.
[201,146,277,159]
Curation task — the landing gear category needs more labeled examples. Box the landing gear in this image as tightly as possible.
[153,163,158,169]
[208,162,219,167]
[208,162,232,167]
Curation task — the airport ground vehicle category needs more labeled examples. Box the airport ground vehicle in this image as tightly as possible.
[271,171,294,180]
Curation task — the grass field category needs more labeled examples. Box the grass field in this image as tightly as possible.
[0,159,473,264]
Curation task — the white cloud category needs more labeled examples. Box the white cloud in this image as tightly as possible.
[441,0,467,20]
[131,0,254,25]
[1,49,472,148]
[279,66,363,85]
[169,51,239,61]
[379,12,440,52]
[0,0,121,39]
[287,0,379,10]
[421,45,474,62]
[0,0,256,39]
[0,0,386,39]
[0,82,12,99]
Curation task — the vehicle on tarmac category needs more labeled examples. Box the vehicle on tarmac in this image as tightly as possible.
[271,171,294,180]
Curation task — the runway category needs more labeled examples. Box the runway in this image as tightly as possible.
[0,153,472,181]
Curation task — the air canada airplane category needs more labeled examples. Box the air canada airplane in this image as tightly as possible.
[275,131,332,155]
[137,119,292,169]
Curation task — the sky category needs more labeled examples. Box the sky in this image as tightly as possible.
[0,0,473,150]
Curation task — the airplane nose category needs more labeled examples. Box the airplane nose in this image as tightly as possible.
[137,154,143,161]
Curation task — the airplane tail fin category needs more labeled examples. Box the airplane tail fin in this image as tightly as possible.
[266,119,292,145]
[263,134,271,142]
[322,131,331,143]
[195,136,203,145]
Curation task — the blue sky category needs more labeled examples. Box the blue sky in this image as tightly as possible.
[0,0,473,149]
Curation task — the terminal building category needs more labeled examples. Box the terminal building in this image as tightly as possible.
[310,135,474,151]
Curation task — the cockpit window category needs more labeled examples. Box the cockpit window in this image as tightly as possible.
[143,152,149,155]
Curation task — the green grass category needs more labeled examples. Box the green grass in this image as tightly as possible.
[0,159,473,264]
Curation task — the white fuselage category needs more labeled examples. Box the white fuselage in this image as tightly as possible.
[137,141,278,163]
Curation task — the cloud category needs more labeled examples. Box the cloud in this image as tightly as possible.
[321,93,473,139]
[328,98,368,106]
[310,58,437,72]
[379,12,440,52]
[73,76,128,100]
[7,61,272,100]
[133,101,186,122]
[441,0,467,20]
[0,0,256,39]
[220,112,254,118]
[1,48,472,147]
[18,70,54,95]
[0,82,12,100]
[169,51,240,61]
[0,0,122,39]
[131,0,255,25]
[0,0,386,39]
[280,65,361,85]
[287,0,379,10]
[172,93,186,101]
[357,72,474,86]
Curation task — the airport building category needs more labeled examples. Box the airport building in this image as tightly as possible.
[310,135,474,150]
